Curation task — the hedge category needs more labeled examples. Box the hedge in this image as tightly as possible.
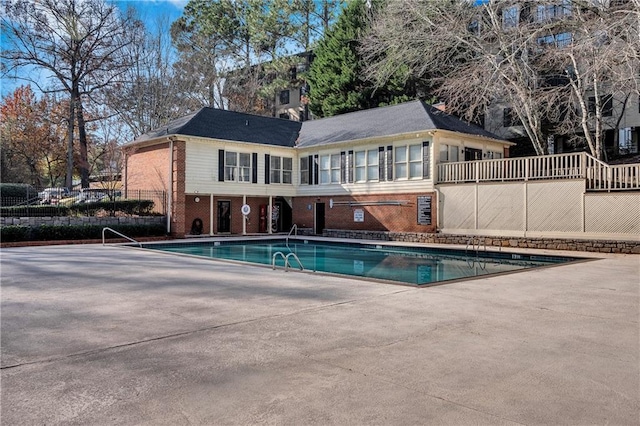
[0,183,38,198]
[0,200,157,218]
[1,223,167,243]
[1,183,39,206]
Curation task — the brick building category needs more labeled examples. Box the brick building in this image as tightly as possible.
[123,100,512,237]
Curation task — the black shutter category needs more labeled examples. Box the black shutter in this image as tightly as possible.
[307,155,313,185]
[386,145,393,181]
[313,154,319,185]
[218,149,225,181]
[340,151,346,183]
[264,154,270,184]
[378,146,385,180]
[348,150,354,183]
[252,153,258,184]
[422,141,431,179]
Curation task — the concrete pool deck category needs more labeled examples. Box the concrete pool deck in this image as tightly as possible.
[1,241,638,425]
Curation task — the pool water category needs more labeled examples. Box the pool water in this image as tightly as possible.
[142,239,577,286]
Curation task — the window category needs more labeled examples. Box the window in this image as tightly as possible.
[619,128,638,154]
[537,32,572,48]
[269,155,293,184]
[555,32,572,47]
[486,151,503,159]
[439,144,459,163]
[589,95,613,117]
[283,157,292,184]
[223,151,252,182]
[395,144,423,179]
[279,90,290,105]
[300,157,309,184]
[239,153,251,182]
[502,6,519,29]
[395,146,407,179]
[270,156,281,184]
[367,150,379,181]
[354,149,379,182]
[319,154,340,184]
[225,151,237,181]
[536,0,571,22]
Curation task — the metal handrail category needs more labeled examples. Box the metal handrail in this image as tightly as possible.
[286,224,298,247]
[102,227,141,247]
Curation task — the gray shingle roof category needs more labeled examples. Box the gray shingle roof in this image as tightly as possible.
[134,107,302,147]
[133,101,505,149]
[296,100,503,147]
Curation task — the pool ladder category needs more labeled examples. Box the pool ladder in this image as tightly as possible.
[465,237,501,254]
[466,237,486,254]
[272,251,304,272]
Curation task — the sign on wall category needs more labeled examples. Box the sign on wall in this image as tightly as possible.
[354,209,364,222]
[417,195,432,225]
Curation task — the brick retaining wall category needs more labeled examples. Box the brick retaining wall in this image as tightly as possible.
[1,216,166,228]
[324,229,640,254]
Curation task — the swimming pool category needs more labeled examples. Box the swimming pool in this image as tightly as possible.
[141,238,578,286]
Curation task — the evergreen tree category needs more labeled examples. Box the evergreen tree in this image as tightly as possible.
[306,0,412,118]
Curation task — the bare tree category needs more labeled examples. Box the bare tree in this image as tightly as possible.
[547,1,640,159]
[1,0,140,188]
[102,13,201,139]
[361,0,639,158]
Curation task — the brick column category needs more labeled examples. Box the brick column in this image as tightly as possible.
[171,140,186,236]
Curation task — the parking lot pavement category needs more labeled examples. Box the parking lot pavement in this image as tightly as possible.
[1,244,639,425]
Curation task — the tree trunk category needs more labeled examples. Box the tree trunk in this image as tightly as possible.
[66,95,75,189]
[76,97,90,188]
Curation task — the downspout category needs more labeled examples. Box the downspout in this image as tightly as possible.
[167,136,175,235]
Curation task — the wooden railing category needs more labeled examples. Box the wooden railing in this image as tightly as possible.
[437,152,640,191]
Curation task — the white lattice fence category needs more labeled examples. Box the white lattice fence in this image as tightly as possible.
[526,181,584,232]
[439,185,475,230]
[585,193,640,234]
[478,184,523,230]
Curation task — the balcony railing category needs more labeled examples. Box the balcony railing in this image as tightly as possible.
[437,152,640,191]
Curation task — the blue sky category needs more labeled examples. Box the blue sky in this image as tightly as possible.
[111,0,187,26]
[1,0,188,98]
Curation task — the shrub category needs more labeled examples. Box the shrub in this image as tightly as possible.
[68,199,155,216]
[1,223,167,243]
[0,205,70,218]
[0,183,38,198]
[0,183,39,207]
[0,225,31,242]
[0,200,156,218]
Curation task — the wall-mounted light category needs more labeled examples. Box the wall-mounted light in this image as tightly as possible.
[195,197,200,203]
